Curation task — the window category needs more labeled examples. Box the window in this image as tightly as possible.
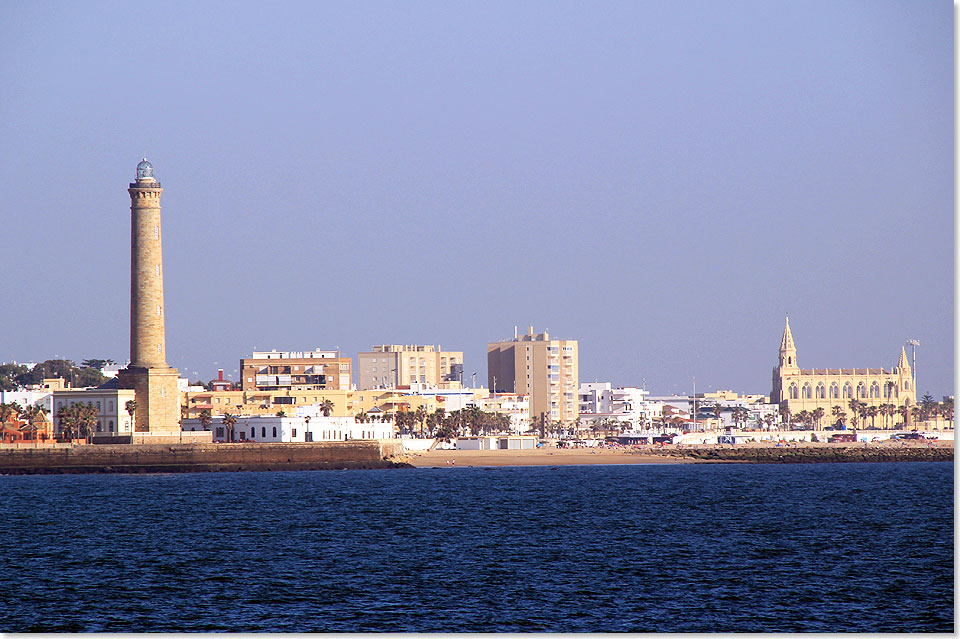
[96,401,101,410]
[248,378,252,383]
[262,426,266,437]
[856,382,866,399]
[272,427,277,437]
[904,381,910,390]
[108,420,114,430]
[154,226,159,238]
[160,388,165,397]
[788,383,798,400]
[292,428,297,437]
[830,383,840,399]
[157,305,161,316]
[870,382,880,399]
[816,383,825,399]
[216,427,224,437]
[801,384,811,399]
[250,428,255,439]
[156,264,160,277]
[157,344,161,354]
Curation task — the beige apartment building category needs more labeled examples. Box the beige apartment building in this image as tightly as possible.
[357,345,463,390]
[240,349,352,393]
[487,326,579,425]
[181,388,352,419]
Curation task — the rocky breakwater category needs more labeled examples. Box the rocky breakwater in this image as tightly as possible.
[667,442,953,464]
[0,441,413,475]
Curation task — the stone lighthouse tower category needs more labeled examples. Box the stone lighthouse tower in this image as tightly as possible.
[117,159,180,435]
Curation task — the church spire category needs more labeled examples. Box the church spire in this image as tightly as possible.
[778,316,797,369]
[897,346,911,375]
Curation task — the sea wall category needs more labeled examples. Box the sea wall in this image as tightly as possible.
[0,440,409,475]
[671,444,953,464]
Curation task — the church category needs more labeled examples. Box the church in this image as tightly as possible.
[770,318,916,428]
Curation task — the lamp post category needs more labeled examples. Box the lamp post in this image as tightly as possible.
[906,339,919,397]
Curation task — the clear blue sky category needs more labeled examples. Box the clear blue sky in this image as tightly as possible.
[0,1,953,398]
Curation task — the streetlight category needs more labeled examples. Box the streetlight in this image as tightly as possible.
[906,339,919,397]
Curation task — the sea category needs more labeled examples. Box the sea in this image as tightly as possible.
[1,461,953,633]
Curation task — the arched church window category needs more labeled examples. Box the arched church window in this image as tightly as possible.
[857,382,866,398]
[870,382,880,398]
[830,383,839,399]
[788,357,792,365]
[843,383,853,399]
[904,381,910,391]
[802,383,812,399]
[816,383,826,399]
[789,383,798,400]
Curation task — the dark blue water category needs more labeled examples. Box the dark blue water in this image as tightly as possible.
[1,462,952,632]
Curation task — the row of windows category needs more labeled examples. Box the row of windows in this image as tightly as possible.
[787,380,904,401]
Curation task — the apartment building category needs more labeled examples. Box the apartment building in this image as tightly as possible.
[357,345,463,390]
[578,382,662,429]
[487,326,579,425]
[240,348,352,393]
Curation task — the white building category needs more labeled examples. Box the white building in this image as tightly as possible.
[184,414,394,443]
[476,392,530,434]
[0,388,55,416]
[403,383,478,412]
[52,388,137,437]
[578,383,663,429]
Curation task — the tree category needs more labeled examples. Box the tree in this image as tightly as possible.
[125,400,138,432]
[319,399,335,417]
[414,405,427,437]
[866,405,878,429]
[222,413,238,442]
[831,405,846,429]
[795,410,811,430]
[712,404,722,426]
[847,398,861,428]
[77,403,99,443]
[811,407,825,431]
[896,404,909,427]
[198,408,212,431]
[778,401,791,429]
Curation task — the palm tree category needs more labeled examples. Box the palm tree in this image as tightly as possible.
[198,408,212,431]
[712,404,722,427]
[866,406,878,429]
[414,405,427,437]
[77,402,98,444]
[796,410,811,430]
[125,400,138,432]
[778,402,791,429]
[222,413,238,442]
[831,405,846,429]
[847,398,861,429]
[319,399,335,417]
[857,401,868,430]
[811,407,825,431]
[355,410,367,424]
[896,404,909,428]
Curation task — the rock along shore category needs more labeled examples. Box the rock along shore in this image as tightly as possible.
[0,441,412,475]
[663,442,953,464]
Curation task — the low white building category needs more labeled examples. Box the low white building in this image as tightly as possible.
[578,383,663,429]
[183,414,394,443]
[52,388,137,437]
[455,435,538,450]
[476,392,530,434]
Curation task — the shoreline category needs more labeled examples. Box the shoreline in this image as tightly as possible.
[401,441,954,468]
